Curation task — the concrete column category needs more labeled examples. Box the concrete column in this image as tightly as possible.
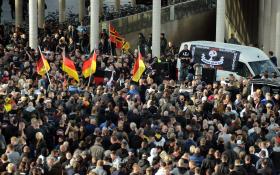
[100,0,104,16]
[59,0,66,23]
[270,0,277,52]
[215,0,225,42]
[15,0,23,26]
[170,0,175,21]
[275,0,280,62]
[38,0,45,28]
[90,0,100,51]
[263,0,272,53]
[115,0,121,12]
[79,0,85,24]
[152,0,161,58]
[29,0,38,49]
[258,0,264,49]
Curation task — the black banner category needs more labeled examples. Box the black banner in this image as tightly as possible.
[190,45,240,71]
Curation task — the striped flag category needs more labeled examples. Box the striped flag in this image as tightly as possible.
[62,52,79,82]
[132,51,146,82]
[82,50,97,78]
[93,70,113,85]
[109,24,125,49]
[37,49,50,76]
[109,24,117,43]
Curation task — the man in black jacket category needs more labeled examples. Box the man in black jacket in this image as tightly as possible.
[269,51,277,67]
[160,33,167,56]
[46,156,63,175]
[257,159,272,175]
[270,141,280,175]
[243,155,257,175]
[201,148,217,175]
[217,154,230,175]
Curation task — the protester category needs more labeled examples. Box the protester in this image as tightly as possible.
[0,18,280,175]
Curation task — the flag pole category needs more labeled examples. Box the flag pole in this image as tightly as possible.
[87,49,94,88]
[62,48,68,88]
[109,23,114,56]
[38,46,52,86]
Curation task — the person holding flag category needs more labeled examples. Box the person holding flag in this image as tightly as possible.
[109,24,131,55]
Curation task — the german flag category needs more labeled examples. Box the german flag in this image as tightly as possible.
[132,51,146,82]
[37,49,50,76]
[82,50,97,78]
[62,52,79,82]
[93,70,113,85]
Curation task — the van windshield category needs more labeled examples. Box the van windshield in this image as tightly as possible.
[249,60,280,77]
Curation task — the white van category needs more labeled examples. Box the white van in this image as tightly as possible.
[179,41,280,81]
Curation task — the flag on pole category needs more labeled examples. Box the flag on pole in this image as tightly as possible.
[132,51,146,82]
[82,50,97,78]
[37,49,50,76]
[4,97,12,112]
[122,40,131,52]
[109,24,125,49]
[115,36,124,49]
[109,24,117,43]
[62,52,79,82]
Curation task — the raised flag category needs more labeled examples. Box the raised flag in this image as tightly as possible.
[62,54,79,82]
[109,24,117,43]
[37,50,50,76]
[132,51,146,82]
[4,97,12,112]
[109,24,125,49]
[82,50,97,78]
[122,40,131,52]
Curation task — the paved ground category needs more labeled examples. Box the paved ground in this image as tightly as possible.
[1,0,132,23]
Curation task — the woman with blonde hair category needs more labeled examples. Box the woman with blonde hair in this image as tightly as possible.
[35,132,47,158]
[6,163,16,174]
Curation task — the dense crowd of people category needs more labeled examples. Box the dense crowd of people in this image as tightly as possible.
[0,19,280,175]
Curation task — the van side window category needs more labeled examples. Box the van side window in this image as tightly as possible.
[235,62,251,77]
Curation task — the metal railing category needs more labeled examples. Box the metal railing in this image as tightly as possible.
[107,0,215,34]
